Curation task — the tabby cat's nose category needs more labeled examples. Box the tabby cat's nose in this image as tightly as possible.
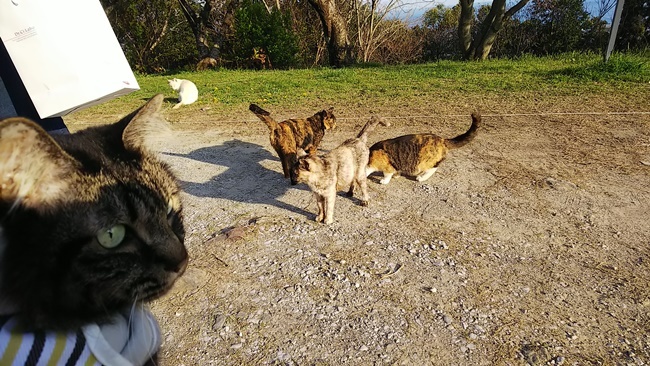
[167,246,188,274]
[175,255,188,275]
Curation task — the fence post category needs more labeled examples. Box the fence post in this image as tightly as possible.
[604,0,625,63]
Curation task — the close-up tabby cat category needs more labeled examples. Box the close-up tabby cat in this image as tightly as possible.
[0,94,187,365]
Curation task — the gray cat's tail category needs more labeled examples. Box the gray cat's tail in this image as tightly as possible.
[249,104,278,130]
[356,116,390,142]
[445,112,481,149]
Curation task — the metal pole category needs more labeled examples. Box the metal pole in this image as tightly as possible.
[604,0,625,62]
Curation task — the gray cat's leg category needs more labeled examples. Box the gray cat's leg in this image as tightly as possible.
[323,192,336,224]
[315,193,325,222]
[358,177,369,206]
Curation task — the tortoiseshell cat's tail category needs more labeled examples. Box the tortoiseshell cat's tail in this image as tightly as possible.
[445,112,481,149]
[249,103,278,130]
[356,116,390,142]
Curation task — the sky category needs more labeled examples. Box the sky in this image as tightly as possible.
[392,0,616,25]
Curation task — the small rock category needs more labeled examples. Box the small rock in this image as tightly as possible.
[212,314,227,331]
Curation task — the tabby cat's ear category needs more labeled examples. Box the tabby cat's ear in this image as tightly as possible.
[122,94,172,152]
[0,118,78,208]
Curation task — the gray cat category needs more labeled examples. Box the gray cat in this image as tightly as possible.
[291,116,388,224]
[0,94,187,353]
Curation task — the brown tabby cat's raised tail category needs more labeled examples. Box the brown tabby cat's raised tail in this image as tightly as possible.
[249,103,279,130]
[445,112,481,149]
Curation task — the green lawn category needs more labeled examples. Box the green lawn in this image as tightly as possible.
[68,52,650,125]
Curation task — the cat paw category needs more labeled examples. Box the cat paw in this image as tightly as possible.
[360,200,369,207]
[324,218,334,225]
[379,178,391,184]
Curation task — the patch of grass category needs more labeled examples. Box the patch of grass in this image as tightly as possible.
[66,53,650,124]
[546,52,649,82]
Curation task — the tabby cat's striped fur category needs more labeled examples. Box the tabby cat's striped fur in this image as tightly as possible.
[0,94,188,331]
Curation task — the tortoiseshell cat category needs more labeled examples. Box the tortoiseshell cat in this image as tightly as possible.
[249,103,336,179]
[366,112,481,184]
[0,94,187,364]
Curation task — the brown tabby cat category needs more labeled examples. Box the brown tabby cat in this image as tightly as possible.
[291,116,388,224]
[249,103,336,179]
[0,94,188,331]
[366,112,481,184]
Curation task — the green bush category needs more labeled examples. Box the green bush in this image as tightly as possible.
[231,1,299,69]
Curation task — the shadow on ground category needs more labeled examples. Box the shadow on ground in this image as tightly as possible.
[164,139,312,217]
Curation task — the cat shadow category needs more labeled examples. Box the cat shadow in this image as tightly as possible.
[163,139,311,217]
[367,173,418,184]
[139,97,178,104]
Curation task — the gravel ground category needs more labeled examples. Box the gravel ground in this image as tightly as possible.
[71,98,650,365]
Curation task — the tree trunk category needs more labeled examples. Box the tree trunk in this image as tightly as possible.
[459,0,529,60]
[307,0,352,67]
[471,0,506,60]
[177,0,236,67]
[458,0,475,59]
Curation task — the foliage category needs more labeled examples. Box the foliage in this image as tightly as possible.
[368,19,424,64]
[285,0,328,67]
[529,0,591,54]
[580,16,609,53]
[421,4,462,60]
[465,0,609,58]
[231,1,299,69]
[346,0,423,64]
[616,0,650,51]
[100,0,650,72]
[147,7,200,72]
[488,8,538,57]
[101,0,197,72]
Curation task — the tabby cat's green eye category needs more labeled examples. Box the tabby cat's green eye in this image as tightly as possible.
[97,224,126,249]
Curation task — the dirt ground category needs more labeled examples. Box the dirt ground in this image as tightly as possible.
[73,95,650,365]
